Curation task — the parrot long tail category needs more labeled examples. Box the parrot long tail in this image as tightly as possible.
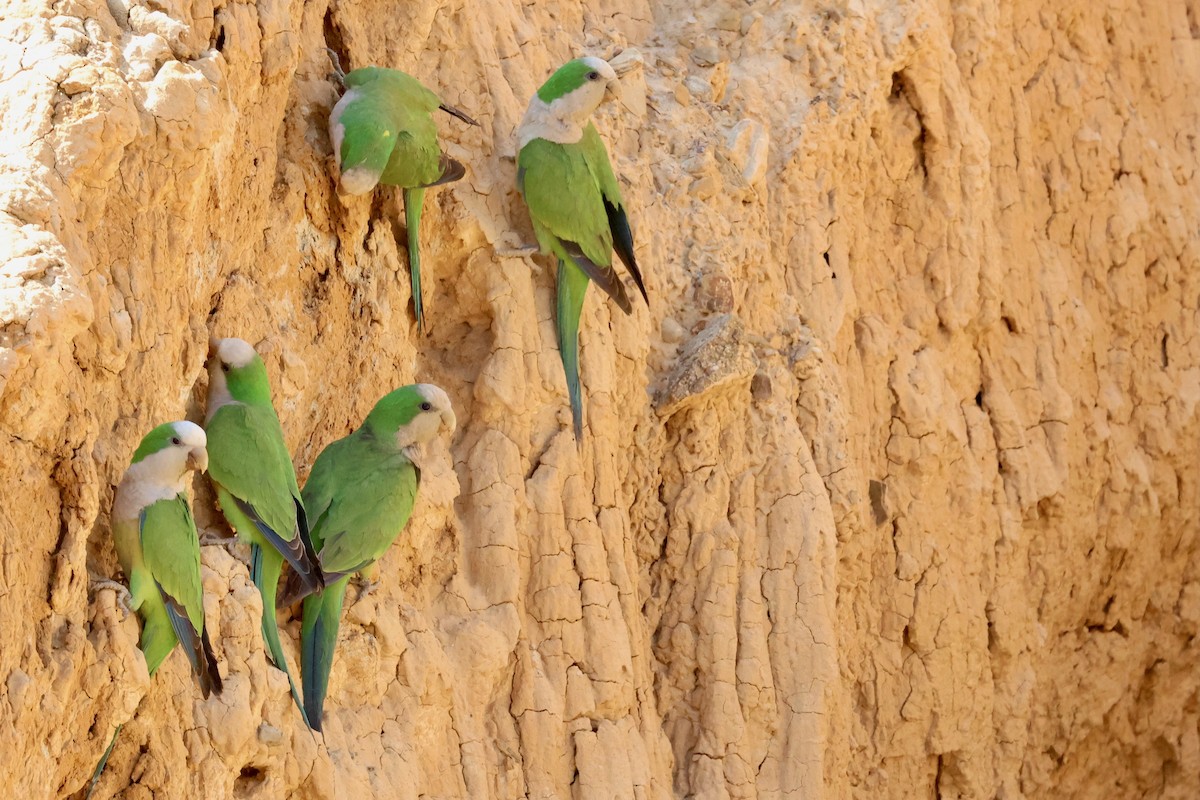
[300,575,350,733]
[557,259,589,442]
[86,722,124,799]
[250,543,310,729]
[403,187,426,333]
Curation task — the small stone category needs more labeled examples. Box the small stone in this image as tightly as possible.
[609,48,644,76]
[714,10,741,32]
[257,723,283,745]
[661,317,687,344]
[750,372,772,401]
[691,44,720,67]
[697,271,734,313]
[60,66,100,96]
[726,119,770,184]
[684,75,712,101]
[657,314,758,417]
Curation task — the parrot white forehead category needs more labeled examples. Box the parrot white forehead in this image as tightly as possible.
[416,383,451,409]
[579,57,617,83]
[171,420,207,448]
[215,337,257,368]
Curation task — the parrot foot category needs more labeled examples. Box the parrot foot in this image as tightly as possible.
[91,579,132,616]
[352,576,381,604]
[199,533,241,553]
[493,232,539,258]
[200,534,249,566]
[494,243,539,258]
[325,47,346,85]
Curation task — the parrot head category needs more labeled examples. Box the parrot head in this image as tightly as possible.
[536,56,619,118]
[518,57,621,146]
[364,383,456,454]
[205,336,273,414]
[129,420,209,478]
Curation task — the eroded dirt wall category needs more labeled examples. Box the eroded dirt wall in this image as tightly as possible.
[1,0,1198,797]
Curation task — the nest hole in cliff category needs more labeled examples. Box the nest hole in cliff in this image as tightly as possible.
[323,7,351,74]
[888,70,930,184]
[236,765,267,791]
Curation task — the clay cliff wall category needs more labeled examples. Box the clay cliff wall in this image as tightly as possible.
[1,0,1198,797]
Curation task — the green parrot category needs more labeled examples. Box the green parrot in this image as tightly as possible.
[89,421,222,797]
[329,62,478,332]
[204,337,322,724]
[516,56,648,440]
[292,383,455,731]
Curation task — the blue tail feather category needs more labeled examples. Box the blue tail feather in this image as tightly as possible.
[301,576,350,733]
[250,544,311,728]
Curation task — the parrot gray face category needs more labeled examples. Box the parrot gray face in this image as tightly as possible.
[575,56,620,117]
[146,421,208,482]
[396,384,456,450]
[170,421,209,478]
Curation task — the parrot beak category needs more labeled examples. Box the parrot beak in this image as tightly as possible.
[207,336,221,359]
[605,50,640,113]
[187,446,209,473]
[441,407,457,436]
[605,79,635,114]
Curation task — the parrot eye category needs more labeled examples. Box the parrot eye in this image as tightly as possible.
[221,363,230,373]
[171,437,181,446]
[420,402,433,411]
[587,71,600,81]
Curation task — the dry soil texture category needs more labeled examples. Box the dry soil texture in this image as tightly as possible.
[1,0,1198,798]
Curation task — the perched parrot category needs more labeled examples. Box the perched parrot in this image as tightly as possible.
[516,56,648,440]
[204,337,322,724]
[329,62,478,332]
[89,421,222,797]
[294,384,455,731]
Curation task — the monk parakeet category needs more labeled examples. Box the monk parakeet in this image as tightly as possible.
[295,384,455,731]
[90,421,222,796]
[204,337,321,723]
[329,62,478,332]
[516,56,647,439]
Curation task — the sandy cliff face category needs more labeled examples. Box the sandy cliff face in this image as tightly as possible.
[1,0,1198,797]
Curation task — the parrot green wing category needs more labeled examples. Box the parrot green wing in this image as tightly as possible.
[138,497,222,696]
[206,404,311,558]
[579,123,647,305]
[140,497,205,631]
[302,436,420,577]
[296,436,350,550]
[518,137,632,312]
